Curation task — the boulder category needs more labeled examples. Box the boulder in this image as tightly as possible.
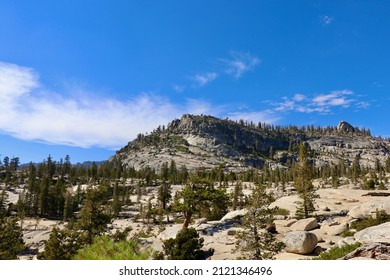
[328,222,348,236]
[354,222,390,243]
[290,218,318,231]
[284,231,318,254]
[220,209,247,222]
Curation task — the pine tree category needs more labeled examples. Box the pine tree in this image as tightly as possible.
[294,142,318,219]
[157,182,172,215]
[173,177,228,228]
[63,190,73,221]
[232,180,244,210]
[111,181,121,216]
[163,228,204,260]
[38,227,86,260]
[0,217,25,259]
[235,185,284,260]
[76,186,112,244]
[351,155,361,184]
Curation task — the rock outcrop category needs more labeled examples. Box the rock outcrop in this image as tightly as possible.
[337,121,355,133]
[340,243,390,260]
[348,201,390,219]
[354,222,390,243]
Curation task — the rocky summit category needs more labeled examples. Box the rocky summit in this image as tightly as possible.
[113,114,389,172]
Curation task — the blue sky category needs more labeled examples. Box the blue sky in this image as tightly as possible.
[0,0,389,163]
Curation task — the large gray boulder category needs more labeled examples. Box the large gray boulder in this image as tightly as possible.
[327,222,348,236]
[354,222,390,243]
[290,217,318,231]
[284,231,318,254]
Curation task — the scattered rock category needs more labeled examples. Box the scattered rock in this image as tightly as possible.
[290,218,318,231]
[284,231,318,254]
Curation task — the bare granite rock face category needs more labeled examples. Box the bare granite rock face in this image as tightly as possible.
[113,114,390,172]
[354,222,390,243]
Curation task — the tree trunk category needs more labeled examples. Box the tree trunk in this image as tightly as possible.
[183,212,192,229]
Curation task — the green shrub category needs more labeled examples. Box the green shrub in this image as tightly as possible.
[350,209,390,231]
[163,228,204,260]
[0,217,25,260]
[313,242,361,260]
[38,228,86,260]
[73,235,153,260]
[340,230,355,237]
[275,208,290,216]
[363,179,375,190]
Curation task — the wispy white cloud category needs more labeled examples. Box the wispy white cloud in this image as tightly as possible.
[371,82,383,88]
[292,93,306,102]
[356,101,370,109]
[220,51,260,78]
[271,89,367,114]
[312,90,353,107]
[320,15,333,26]
[192,72,218,87]
[172,84,185,93]
[0,62,215,149]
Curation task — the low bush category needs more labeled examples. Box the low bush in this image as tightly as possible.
[350,209,390,231]
[275,207,290,216]
[73,235,153,260]
[313,242,361,260]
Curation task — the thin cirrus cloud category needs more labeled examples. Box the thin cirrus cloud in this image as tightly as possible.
[320,15,333,26]
[192,72,218,87]
[0,61,218,149]
[190,51,260,88]
[220,51,261,78]
[272,90,366,114]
